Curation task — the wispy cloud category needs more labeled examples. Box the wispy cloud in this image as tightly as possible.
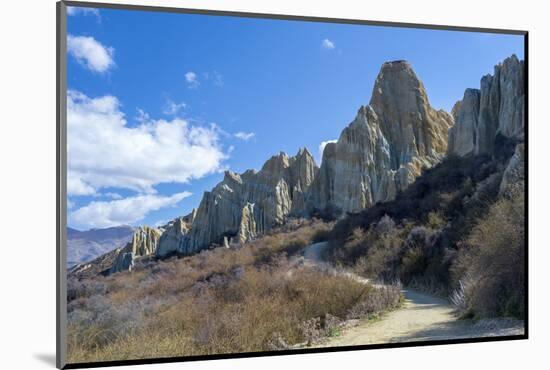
[234,131,255,141]
[185,71,224,88]
[67,90,228,196]
[68,176,96,196]
[321,38,335,50]
[70,192,192,229]
[135,108,151,123]
[162,98,187,116]
[185,71,199,88]
[67,6,101,21]
[67,35,114,73]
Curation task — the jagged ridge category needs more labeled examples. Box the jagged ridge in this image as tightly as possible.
[94,56,524,275]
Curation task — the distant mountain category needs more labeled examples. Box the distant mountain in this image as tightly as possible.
[67,225,134,267]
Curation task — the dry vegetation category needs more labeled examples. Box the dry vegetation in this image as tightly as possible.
[324,148,525,319]
[67,140,525,363]
[452,193,525,318]
[67,219,402,363]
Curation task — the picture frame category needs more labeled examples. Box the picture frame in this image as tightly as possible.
[57,1,528,368]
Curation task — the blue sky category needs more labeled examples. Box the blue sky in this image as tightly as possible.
[66,6,524,230]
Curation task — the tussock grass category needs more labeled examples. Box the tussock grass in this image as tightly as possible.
[67,219,401,363]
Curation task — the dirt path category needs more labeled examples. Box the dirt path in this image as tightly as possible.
[302,242,370,284]
[303,242,524,347]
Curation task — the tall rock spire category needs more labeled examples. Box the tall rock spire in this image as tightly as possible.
[448,88,481,156]
[370,60,453,167]
[310,60,453,214]
[448,55,525,156]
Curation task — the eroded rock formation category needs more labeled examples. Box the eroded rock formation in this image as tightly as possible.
[102,55,525,275]
[310,60,453,214]
[110,226,162,273]
[155,210,196,257]
[448,89,481,156]
[172,148,318,254]
[448,55,525,156]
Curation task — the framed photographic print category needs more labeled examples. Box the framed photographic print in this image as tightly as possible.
[57,1,528,368]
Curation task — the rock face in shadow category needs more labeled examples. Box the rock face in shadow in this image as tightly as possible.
[448,89,481,156]
[447,55,525,204]
[448,55,525,157]
[310,60,453,214]
[499,143,525,197]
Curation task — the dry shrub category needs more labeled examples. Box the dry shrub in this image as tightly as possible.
[346,284,402,319]
[356,230,403,281]
[427,211,447,229]
[252,218,332,263]
[67,218,402,363]
[331,215,452,294]
[68,260,398,362]
[452,192,525,318]
[337,216,407,282]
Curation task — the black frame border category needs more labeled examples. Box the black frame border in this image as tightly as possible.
[57,1,529,369]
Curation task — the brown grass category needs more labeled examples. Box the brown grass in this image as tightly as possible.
[67,219,401,363]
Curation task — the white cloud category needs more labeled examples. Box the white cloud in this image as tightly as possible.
[234,131,255,141]
[162,99,187,116]
[185,71,224,88]
[67,35,114,73]
[321,39,335,50]
[67,7,101,20]
[135,108,151,123]
[318,139,338,163]
[185,71,199,88]
[70,192,192,229]
[68,176,96,196]
[67,90,228,196]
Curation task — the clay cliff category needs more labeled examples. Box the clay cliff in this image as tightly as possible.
[96,55,524,276]
[448,55,524,156]
[108,60,455,270]
[155,210,196,257]
[310,60,453,214]
[447,55,525,202]
[110,226,162,273]
[155,148,318,257]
